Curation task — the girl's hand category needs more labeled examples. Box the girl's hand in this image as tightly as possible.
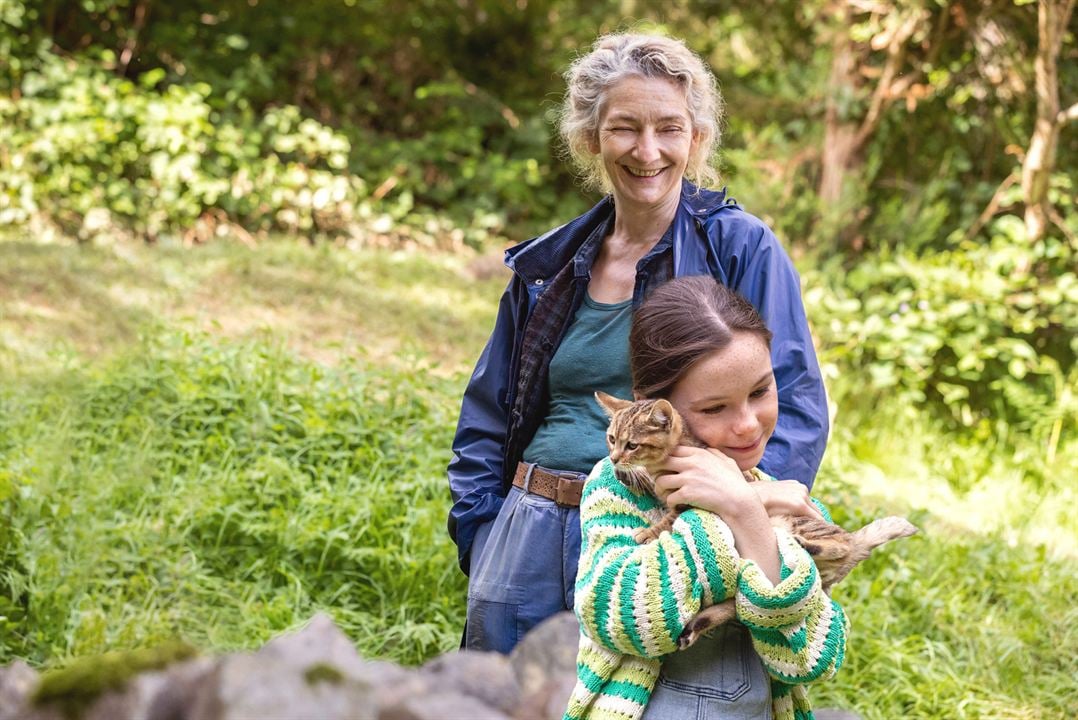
[753,480,825,521]
[654,445,761,520]
[656,445,780,583]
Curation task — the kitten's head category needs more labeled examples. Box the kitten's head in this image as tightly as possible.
[595,391,683,496]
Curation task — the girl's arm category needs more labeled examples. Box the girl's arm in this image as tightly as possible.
[573,459,742,659]
[736,518,849,686]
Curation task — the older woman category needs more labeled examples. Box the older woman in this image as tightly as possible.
[447,33,828,653]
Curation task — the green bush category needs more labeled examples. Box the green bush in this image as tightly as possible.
[806,219,1077,452]
[0,50,367,241]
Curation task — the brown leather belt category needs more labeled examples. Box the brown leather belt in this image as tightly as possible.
[512,462,587,507]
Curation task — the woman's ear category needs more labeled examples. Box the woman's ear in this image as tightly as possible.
[587,133,600,155]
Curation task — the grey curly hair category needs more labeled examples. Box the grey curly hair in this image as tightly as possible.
[559,33,723,193]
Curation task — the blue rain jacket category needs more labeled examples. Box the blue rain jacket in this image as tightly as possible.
[447,182,829,572]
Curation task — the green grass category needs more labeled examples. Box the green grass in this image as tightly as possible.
[1,237,1075,718]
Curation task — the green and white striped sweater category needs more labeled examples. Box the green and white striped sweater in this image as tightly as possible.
[565,458,848,720]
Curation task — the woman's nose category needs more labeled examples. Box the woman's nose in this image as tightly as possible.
[634,129,660,162]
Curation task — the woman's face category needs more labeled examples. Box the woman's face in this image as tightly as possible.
[667,332,778,471]
[591,75,697,212]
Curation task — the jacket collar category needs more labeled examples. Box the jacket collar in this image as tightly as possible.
[504,180,739,283]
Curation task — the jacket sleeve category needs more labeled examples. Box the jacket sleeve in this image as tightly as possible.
[719,215,829,488]
[446,277,522,573]
[735,527,848,686]
[573,460,742,659]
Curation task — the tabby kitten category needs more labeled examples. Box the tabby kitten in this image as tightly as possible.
[595,390,918,649]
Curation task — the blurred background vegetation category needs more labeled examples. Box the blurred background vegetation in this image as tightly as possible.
[0,1,1075,718]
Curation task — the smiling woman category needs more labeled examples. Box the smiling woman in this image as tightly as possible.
[445,34,830,683]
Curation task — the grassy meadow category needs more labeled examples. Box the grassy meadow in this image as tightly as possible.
[0,237,1075,719]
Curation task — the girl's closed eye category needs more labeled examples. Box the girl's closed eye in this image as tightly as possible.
[750,385,771,398]
[702,404,726,415]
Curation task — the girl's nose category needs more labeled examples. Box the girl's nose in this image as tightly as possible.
[731,404,759,437]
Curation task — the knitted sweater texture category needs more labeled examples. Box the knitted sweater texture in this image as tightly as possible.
[564,458,848,720]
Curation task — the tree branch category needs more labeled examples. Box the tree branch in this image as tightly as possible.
[966,170,1020,240]
[853,10,926,151]
[1058,102,1078,126]
[118,0,150,77]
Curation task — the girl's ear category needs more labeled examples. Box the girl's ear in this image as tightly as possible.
[595,391,631,418]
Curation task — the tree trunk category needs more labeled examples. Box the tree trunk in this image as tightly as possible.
[819,17,862,205]
[1021,0,1075,242]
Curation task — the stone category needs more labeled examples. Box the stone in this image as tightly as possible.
[189,613,376,720]
[509,612,579,699]
[417,651,520,714]
[514,675,576,720]
[143,657,219,720]
[0,661,40,720]
[379,691,510,720]
[15,653,214,720]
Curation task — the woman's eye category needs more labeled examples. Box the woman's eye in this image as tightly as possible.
[750,386,770,398]
[702,406,725,415]
[661,126,683,133]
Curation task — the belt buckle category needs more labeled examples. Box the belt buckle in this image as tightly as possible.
[555,471,584,506]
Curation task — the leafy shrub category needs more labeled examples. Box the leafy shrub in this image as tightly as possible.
[0,50,367,242]
[807,220,1077,452]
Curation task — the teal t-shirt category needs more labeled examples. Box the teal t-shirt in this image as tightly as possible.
[522,293,634,473]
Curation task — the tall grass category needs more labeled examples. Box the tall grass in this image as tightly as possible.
[808,382,1077,719]
[1,239,1075,718]
[0,332,467,666]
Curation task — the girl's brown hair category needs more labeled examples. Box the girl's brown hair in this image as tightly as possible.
[630,276,772,398]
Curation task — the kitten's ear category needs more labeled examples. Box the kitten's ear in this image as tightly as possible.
[650,399,675,428]
[595,391,632,417]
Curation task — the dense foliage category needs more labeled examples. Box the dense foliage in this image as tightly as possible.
[0,1,1076,717]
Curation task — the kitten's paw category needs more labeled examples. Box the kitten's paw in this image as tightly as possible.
[677,618,714,650]
[633,528,659,544]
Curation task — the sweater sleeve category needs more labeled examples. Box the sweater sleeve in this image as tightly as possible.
[574,459,743,659]
[735,527,848,685]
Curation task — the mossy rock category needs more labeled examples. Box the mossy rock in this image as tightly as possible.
[303,661,344,686]
[32,640,198,718]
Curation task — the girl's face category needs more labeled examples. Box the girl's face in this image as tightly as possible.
[667,332,778,471]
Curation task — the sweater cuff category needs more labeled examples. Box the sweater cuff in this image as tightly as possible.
[735,528,820,629]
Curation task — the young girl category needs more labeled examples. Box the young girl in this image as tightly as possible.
[565,276,847,720]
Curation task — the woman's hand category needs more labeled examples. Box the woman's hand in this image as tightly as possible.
[654,445,760,521]
[753,480,825,521]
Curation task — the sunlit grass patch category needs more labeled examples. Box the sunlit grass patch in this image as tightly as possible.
[0,238,506,374]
